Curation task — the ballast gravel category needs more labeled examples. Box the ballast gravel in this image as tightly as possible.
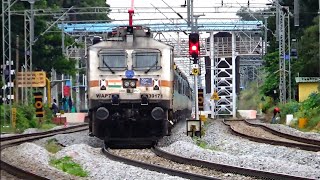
[159,119,320,179]
[55,144,186,180]
[2,142,186,180]
[248,119,320,141]
[2,119,320,179]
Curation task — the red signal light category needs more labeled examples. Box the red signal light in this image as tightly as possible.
[189,33,200,58]
[191,45,197,51]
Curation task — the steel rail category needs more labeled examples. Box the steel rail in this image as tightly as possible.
[223,119,320,152]
[102,147,219,180]
[244,119,320,146]
[0,124,89,179]
[0,123,88,142]
[152,146,314,180]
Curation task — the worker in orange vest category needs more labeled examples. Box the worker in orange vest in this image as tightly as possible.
[272,107,281,124]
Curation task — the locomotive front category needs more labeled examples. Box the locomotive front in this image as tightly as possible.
[87,26,174,146]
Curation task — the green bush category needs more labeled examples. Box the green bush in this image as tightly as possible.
[301,93,320,110]
[1,103,37,132]
[17,103,36,122]
[306,115,320,130]
[279,101,300,115]
[261,96,274,113]
[43,104,54,124]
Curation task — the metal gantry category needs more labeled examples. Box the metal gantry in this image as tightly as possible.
[1,0,13,124]
[274,0,293,103]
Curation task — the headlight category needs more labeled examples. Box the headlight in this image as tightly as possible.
[124,81,130,87]
[130,81,136,88]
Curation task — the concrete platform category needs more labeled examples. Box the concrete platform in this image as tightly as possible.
[59,113,88,123]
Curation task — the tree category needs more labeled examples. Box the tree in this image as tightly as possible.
[293,17,320,77]
[260,52,280,100]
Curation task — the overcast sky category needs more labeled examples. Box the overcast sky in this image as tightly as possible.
[104,0,272,40]
[106,0,272,21]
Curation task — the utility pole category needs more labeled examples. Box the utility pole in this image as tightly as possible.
[2,0,13,124]
[75,46,80,112]
[22,0,37,104]
[288,13,292,101]
[263,16,268,55]
[15,35,19,104]
[274,0,287,103]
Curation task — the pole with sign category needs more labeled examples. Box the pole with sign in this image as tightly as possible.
[33,92,44,126]
[210,90,220,119]
[11,108,17,128]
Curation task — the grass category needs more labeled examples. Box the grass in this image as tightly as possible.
[40,123,57,130]
[45,139,63,154]
[0,125,16,133]
[50,156,88,177]
[193,137,221,151]
[1,122,57,134]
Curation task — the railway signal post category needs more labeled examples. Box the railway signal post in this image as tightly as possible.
[189,32,200,120]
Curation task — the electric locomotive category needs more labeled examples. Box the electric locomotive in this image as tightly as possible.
[87,26,192,146]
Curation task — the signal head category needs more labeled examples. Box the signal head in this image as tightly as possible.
[189,33,200,58]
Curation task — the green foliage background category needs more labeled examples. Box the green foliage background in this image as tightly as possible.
[0,0,110,76]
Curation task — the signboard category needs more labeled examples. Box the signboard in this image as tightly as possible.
[192,68,199,75]
[34,92,44,117]
[210,91,220,100]
[16,71,46,87]
[140,78,153,87]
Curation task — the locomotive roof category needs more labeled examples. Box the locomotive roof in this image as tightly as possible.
[89,36,172,50]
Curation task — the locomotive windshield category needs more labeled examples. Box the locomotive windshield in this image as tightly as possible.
[99,50,127,71]
[132,49,161,73]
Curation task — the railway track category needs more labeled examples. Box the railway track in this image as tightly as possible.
[244,119,320,146]
[223,119,320,152]
[0,124,89,179]
[103,147,221,180]
[103,145,313,180]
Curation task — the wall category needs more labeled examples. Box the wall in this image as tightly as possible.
[298,82,319,102]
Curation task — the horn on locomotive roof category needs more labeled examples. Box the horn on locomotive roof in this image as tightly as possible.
[128,0,135,26]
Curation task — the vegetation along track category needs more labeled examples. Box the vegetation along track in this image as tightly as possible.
[104,146,313,180]
[0,124,89,179]
[223,119,320,152]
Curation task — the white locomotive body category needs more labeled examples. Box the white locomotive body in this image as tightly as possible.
[87,26,192,146]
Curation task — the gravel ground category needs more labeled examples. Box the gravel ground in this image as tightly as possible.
[33,131,104,148]
[55,144,186,180]
[2,131,186,180]
[2,119,320,179]
[159,119,320,179]
[1,143,80,180]
[111,149,257,180]
[1,142,186,180]
[248,119,320,141]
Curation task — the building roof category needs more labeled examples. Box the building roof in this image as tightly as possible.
[295,77,320,83]
[58,20,263,33]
